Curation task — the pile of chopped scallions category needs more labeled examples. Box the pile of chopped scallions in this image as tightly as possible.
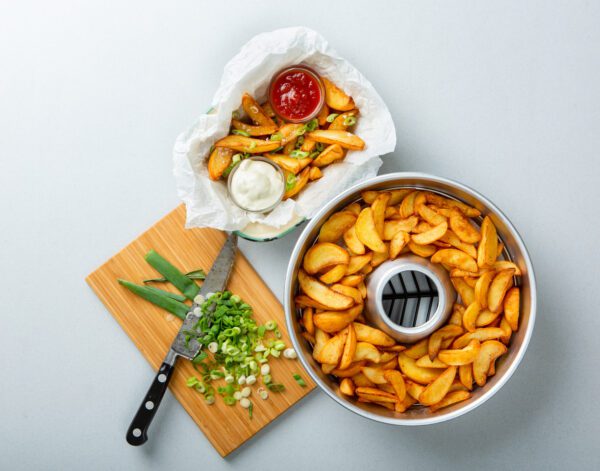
[118,249,303,418]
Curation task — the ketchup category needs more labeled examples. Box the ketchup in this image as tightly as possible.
[269,66,323,122]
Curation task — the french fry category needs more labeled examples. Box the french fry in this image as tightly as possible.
[412,221,448,245]
[315,329,348,365]
[360,366,388,385]
[452,327,505,348]
[283,167,310,199]
[451,277,476,305]
[449,210,481,244]
[308,166,322,181]
[404,338,428,359]
[399,191,419,218]
[429,325,464,360]
[389,230,410,258]
[371,193,391,240]
[474,270,496,308]
[328,110,359,131]
[475,309,502,327]
[353,342,381,363]
[231,119,276,136]
[307,130,365,150]
[339,274,364,287]
[331,361,366,378]
[417,203,447,226]
[303,307,315,335]
[331,284,362,305]
[459,363,473,390]
[462,301,481,333]
[338,324,357,370]
[214,135,281,153]
[408,241,437,257]
[345,253,373,275]
[416,356,448,368]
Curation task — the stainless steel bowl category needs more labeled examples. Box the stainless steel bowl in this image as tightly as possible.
[284,172,536,425]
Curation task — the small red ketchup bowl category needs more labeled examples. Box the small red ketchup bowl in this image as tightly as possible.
[268,65,325,123]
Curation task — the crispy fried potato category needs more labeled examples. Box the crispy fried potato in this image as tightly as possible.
[475,309,502,327]
[298,269,354,310]
[307,130,365,150]
[371,246,389,267]
[338,324,357,370]
[295,294,344,311]
[355,387,397,403]
[353,341,381,363]
[207,147,234,181]
[328,110,359,131]
[425,193,481,217]
[345,253,373,275]
[353,322,395,347]
[451,277,476,305]
[322,77,356,111]
[231,119,276,136]
[303,243,350,275]
[316,329,348,365]
[416,356,448,368]
[417,203,447,226]
[339,274,364,287]
[448,304,465,326]
[488,269,515,313]
[356,208,387,253]
[312,328,330,361]
[303,307,315,335]
[317,103,330,126]
[438,340,481,365]
[439,230,477,259]
[419,366,457,406]
[499,316,512,344]
[383,216,419,240]
[474,270,496,308]
[242,93,276,127]
[214,135,282,153]
[360,191,379,204]
[360,366,388,385]
[339,378,355,396]
[473,340,507,386]
[452,327,505,348]
[331,284,362,305]
[477,216,498,268]
[278,123,305,145]
[459,363,473,390]
[301,331,316,344]
[493,260,522,276]
[301,137,317,152]
[266,154,303,174]
[404,338,428,359]
[344,202,362,216]
[398,353,444,384]
[313,304,364,333]
[504,287,520,331]
[318,211,357,243]
[331,361,366,378]
[430,390,471,412]
[308,166,322,181]
[357,281,367,299]
[312,143,345,167]
[399,191,418,218]
[432,249,478,273]
[283,167,310,199]
[389,230,410,258]
[429,325,464,360]
[462,301,481,333]
[319,264,348,284]
[383,370,406,402]
[412,221,448,245]
[408,241,437,257]
[343,225,366,255]
[449,210,481,244]
[372,192,391,239]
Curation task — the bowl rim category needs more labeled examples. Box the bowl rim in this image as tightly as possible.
[284,171,537,425]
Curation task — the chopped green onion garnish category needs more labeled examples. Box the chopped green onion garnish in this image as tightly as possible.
[232,129,250,137]
[285,174,296,191]
[309,151,320,159]
[289,150,309,159]
[248,141,257,150]
[269,146,284,154]
[265,320,277,331]
[343,115,357,127]
[270,132,283,141]
[293,374,306,387]
[326,113,339,123]
[266,383,285,392]
[296,135,305,148]
[304,118,318,132]
[315,142,325,152]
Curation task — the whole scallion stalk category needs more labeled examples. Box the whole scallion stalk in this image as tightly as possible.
[117,279,189,319]
[144,250,199,300]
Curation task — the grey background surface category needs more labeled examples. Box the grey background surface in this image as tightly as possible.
[1,1,599,469]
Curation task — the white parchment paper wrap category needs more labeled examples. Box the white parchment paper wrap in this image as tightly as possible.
[173,27,396,231]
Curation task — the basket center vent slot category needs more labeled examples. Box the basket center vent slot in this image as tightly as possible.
[382,270,439,328]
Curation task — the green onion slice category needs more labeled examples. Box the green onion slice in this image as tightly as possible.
[289,150,309,159]
[304,118,318,132]
[326,113,339,123]
[343,115,357,127]
[293,374,307,387]
[270,132,283,141]
[285,174,297,191]
[231,129,250,137]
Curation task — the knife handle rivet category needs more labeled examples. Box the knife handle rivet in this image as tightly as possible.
[157,374,167,383]
[145,401,154,410]
[132,428,142,438]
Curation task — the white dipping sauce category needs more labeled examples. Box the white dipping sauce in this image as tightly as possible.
[229,159,284,211]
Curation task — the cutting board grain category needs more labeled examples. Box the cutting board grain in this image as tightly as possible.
[86,205,314,456]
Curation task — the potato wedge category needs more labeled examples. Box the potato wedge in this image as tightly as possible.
[477,216,498,268]
[331,361,367,378]
[449,210,481,244]
[448,304,464,326]
[242,93,276,127]
[429,390,471,412]
[419,366,457,406]
[403,338,428,359]
[283,167,310,200]
[452,327,505,348]
[424,193,481,218]
[371,192,391,239]
[303,307,315,335]
[356,208,387,253]
[338,324,357,370]
[451,277,476,305]
[473,340,507,386]
[207,147,234,181]
[312,144,345,167]
[214,135,281,153]
[459,363,473,390]
[493,260,522,276]
[316,329,348,365]
[312,328,330,361]
[295,294,344,311]
[474,270,496,309]
[339,378,355,396]
[383,370,406,402]
[353,322,395,347]
[353,341,381,363]
[355,387,397,403]
[339,274,364,287]
[360,367,388,385]
[389,230,410,258]
[307,130,365,150]
[352,373,375,387]
[318,211,357,243]
[438,339,481,365]
[308,166,322,181]
[499,316,512,344]
[322,77,355,111]
[328,109,359,131]
[408,241,437,258]
[319,264,348,284]
[371,246,389,267]
[398,353,444,384]
[331,284,362,305]
[266,154,303,174]
[488,269,514,313]
[431,249,478,273]
[317,103,330,126]
[303,243,350,275]
[439,230,477,259]
[429,325,464,360]
[417,203,447,226]
[278,123,305,145]
[462,300,481,333]
[345,253,373,275]
[399,191,418,218]
[383,216,419,240]
[475,309,502,327]
[313,304,364,333]
[231,119,276,136]
[343,225,366,255]
[504,287,520,331]
[412,221,448,245]
[416,355,448,368]
[298,269,354,310]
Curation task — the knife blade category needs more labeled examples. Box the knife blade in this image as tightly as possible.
[126,233,238,446]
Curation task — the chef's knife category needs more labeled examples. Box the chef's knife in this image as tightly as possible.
[126,233,238,446]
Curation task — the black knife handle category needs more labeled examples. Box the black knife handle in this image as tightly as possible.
[126,361,175,446]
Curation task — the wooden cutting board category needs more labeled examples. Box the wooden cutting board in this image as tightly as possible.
[86,205,314,456]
